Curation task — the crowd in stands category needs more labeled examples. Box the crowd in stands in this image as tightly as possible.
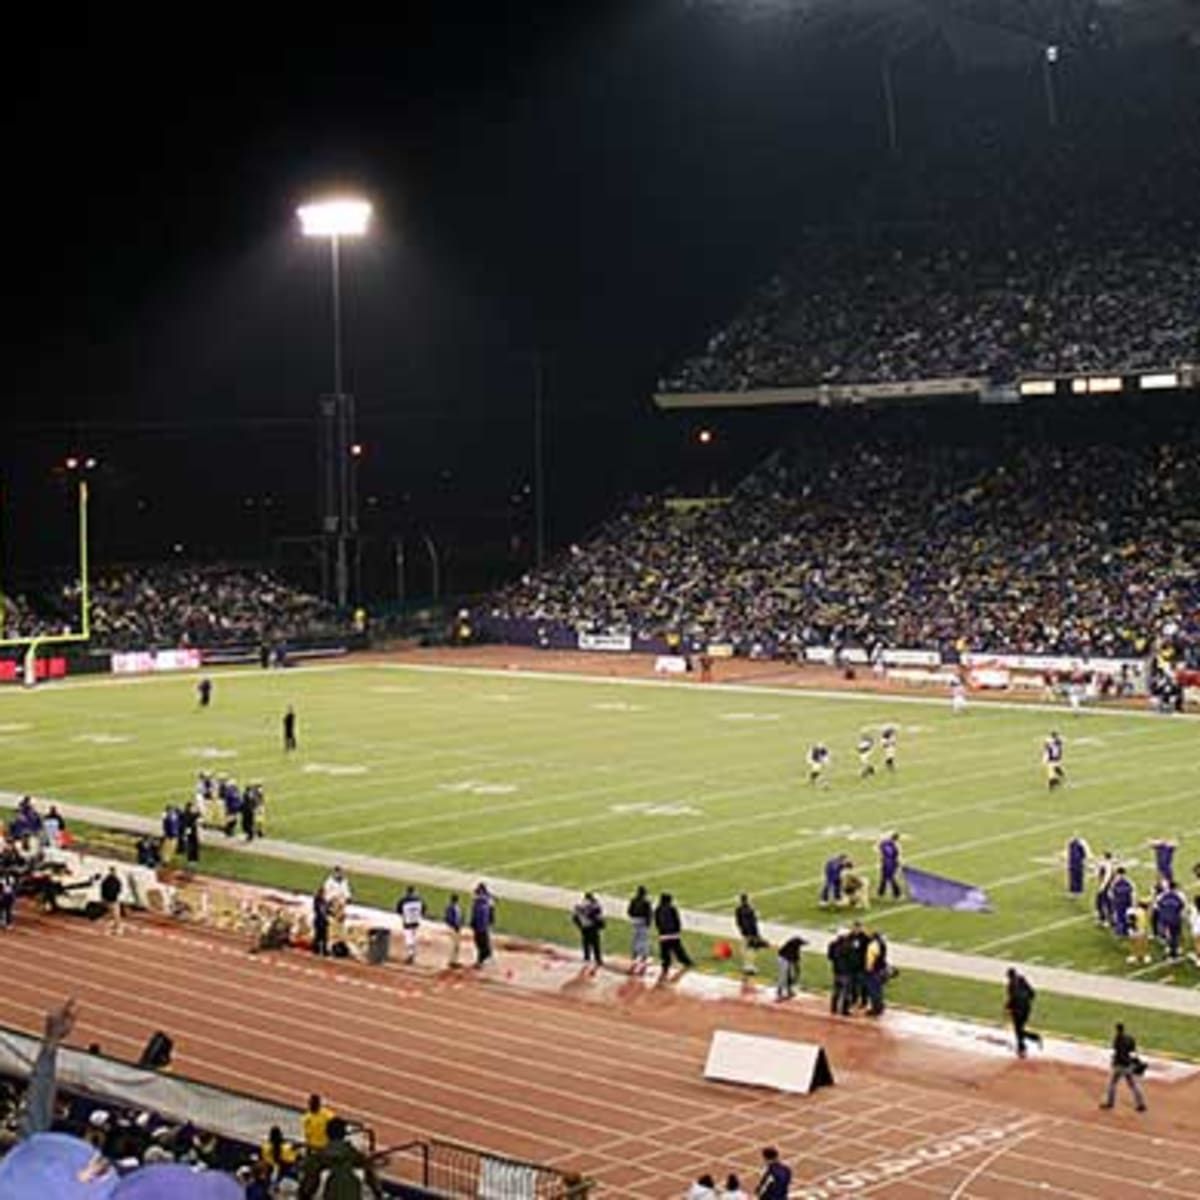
[488,400,1200,662]
[0,566,341,649]
[0,998,383,1198]
[70,566,341,650]
[662,57,1200,393]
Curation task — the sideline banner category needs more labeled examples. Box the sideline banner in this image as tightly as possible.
[577,632,632,653]
[112,648,202,674]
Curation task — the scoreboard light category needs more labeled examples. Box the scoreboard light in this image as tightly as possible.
[1018,379,1056,397]
[1073,376,1122,395]
[1138,372,1179,391]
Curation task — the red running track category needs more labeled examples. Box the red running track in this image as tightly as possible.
[3,909,1199,1199]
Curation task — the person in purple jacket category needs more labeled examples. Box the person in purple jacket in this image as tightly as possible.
[877,833,902,899]
[470,882,496,967]
[820,853,852,906]
[1156,881,1186,959]
[1149,838,1176,885]
[1110,868,1134,936]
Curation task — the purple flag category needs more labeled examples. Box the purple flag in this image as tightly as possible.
[902,866,992,912]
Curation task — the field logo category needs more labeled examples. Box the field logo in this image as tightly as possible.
[188,747,238,759]
[0,722,33,734]
[73,733,133,745]
[720,712,780,722]
[438,780,517,795]
[302,763,369,777]
[592,701,646,712]
[610,801,702,817]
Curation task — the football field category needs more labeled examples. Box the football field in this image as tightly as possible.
[1,661,1197,983]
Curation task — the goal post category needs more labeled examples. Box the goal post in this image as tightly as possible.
[0,478,92,657]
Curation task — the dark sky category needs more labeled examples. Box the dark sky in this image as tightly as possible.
[5,1,863,585]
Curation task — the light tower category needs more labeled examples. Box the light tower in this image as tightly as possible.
[297,196,372,609]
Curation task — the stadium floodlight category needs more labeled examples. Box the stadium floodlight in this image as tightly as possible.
[296,193,372,612]
[297,198,372,238]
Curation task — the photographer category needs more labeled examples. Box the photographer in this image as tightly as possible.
[1100,1022,1147,1112]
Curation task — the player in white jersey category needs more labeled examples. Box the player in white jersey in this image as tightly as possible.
[396,885,425,964]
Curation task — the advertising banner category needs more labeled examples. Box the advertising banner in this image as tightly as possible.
[577,632,633,653]
[111,648,202,675]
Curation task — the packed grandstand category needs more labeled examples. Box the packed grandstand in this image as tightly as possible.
[484,396,1200,666]
[1,566,342,650]
[660,45,1199,394]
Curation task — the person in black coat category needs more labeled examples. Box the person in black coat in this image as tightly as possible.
[1005,967,1043,1058]
[181,802,201,865]
[734,893,765,976]
[311,888,330,957]
[653,893,693,975]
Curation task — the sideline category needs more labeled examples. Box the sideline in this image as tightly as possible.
[377,660,1200,723]
[41,797,1200,1021]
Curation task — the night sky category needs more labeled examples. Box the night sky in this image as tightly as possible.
[2,3,1192,594]
[4,2,854,586]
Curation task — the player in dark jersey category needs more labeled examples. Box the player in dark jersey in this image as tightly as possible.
[1043,731,1065,790]
[806,743,830,787]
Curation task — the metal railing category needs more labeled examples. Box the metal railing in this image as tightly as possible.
[374,1137,595,1199]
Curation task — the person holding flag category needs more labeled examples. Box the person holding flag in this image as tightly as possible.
[877,833,902,899]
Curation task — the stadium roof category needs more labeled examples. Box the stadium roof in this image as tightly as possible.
[691,0,1200,62]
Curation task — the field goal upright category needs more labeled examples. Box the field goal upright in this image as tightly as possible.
[0,479,92,684]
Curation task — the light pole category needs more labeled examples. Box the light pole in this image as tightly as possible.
[298,196,372,610]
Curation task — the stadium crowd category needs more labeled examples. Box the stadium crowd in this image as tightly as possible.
[67,566,340,650]
[488,401,1200,661]
[3,566,341,650]
[0,997,383,1198]
[662,66,1200,393]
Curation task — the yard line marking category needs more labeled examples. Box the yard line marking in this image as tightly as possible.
[588,759,1195,898]
[722,776,1200,910]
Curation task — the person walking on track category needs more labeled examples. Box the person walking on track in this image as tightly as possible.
[1005,967,1043,1058]
[653,892,693,977]
[1100,1022,1148,1112]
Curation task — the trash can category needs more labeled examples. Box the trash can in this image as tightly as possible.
[366,927,391,965]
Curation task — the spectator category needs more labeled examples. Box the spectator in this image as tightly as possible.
[1100,1022,1148,1112]
[688,1174,719,1199]
[755,1147,791,1200]
[571,891,605,971]
[653,892,694,977]
[259,1124,298,1181]
[297,1116,382,1200]
[471,882,496,967]
[775,934,805,1001]
[301,1094,335,1154]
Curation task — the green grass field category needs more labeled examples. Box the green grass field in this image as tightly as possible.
[2,661,1198,990]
